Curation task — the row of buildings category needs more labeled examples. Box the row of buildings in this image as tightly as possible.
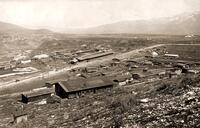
[20,75,123,103]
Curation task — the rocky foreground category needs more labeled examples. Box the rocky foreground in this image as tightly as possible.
[0,74,200,128]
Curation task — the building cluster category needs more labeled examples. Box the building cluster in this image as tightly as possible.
[2,44,200,125]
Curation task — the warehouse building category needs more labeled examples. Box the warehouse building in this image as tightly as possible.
[55,76,114,99]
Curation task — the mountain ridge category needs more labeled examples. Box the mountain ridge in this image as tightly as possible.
[0,11,199,35]
[65,11,200,35]
[0,21,52,34]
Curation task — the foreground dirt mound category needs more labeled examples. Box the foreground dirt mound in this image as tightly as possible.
[156,76,200,96]
[135,75,200,127]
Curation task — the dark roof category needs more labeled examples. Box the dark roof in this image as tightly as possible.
[57,76,113,92]
[58,77,86,92]
[77,51,113,61]
[86,77,113,89]
[22,88,53,98]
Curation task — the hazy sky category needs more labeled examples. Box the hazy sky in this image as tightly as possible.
[0,0,199,31]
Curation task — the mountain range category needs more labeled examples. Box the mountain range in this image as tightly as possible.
[0,11,199,35]
[66,11,200,35]
[0,21,52,34]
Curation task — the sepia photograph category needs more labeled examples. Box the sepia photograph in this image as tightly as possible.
[0,0,200,127]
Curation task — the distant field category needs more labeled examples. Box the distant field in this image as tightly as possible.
[34,36,158,54]
[159,44,200,61]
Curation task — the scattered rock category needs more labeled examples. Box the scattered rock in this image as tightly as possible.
[36,99,47,105]
[140,98,149,103]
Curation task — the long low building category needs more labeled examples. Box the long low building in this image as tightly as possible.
[21,88,54,104]
[55,76,114,99]
[77,51,114,61]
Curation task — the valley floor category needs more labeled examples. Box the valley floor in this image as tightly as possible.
[0,35,200,128]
